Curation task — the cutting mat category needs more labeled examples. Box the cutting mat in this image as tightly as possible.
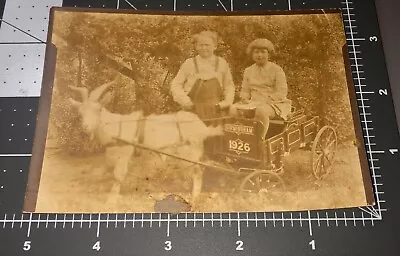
[0,0,399,255]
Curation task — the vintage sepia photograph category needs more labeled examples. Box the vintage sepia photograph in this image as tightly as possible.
[24,8,374,213]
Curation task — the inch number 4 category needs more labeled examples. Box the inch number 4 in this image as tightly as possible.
[93,241,101,251]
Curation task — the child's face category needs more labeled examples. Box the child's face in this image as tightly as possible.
[253,48,269,65]
[195,36,216,58]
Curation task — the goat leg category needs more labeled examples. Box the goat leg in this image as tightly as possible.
[106,146,134,207]
[190,166,204,211]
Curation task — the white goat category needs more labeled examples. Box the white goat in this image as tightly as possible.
[68,76,223,210]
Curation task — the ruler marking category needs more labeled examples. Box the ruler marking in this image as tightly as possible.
[167,214,170,237]
[203,213,205,228]
[255,213,258,227]
[3,214,6,228]
[63,214,66,229]
[80,214,83,228]
[11,214,15,229]
[194,213,196,228]
[71,214,74,228]
[237,219,241,237]
[281,213,284,227]
[54,214,57,228]
[326,212,329,227]
[124,214,127,228]
[335,212,338,226]
[308,211,313,236]
[115,214,118,228]
[20,214,23,228]
[345,0,383,218]
[220,213,222,227]
[299,212,302,227]
[186,213,188,228]
[361,211,365,226]
[344,212,348,227]
[264,212,267,227]
[106,214,109,228]
[97,214,101,238]
[246,212,249,227]
[149,213,152,228]
[228,213,231,227]
[46,214,49,228]
[353,212,357,226]
[290,212,294,227]
[273,212,276,227]
[176,213,179,228]
[141,213,144,228]
[27,213,32,238]
[317,212,321,227]
[133,213,136,228]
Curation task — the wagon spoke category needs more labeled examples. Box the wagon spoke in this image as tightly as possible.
[324,131,334,147]
[326,139,336,150]
[315,154,323,175]
[323,154,332,167]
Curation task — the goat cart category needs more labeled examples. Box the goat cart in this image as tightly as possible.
[200,105,338,194]
[114,105,338,195]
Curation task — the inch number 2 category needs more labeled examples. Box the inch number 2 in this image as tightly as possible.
[23,241,31,251]
[379,89,388,95]
[236,240,244,251]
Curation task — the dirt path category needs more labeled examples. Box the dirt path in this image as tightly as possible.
[34,143,368,213]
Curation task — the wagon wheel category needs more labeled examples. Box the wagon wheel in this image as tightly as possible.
[311,125,337,179]
[240,170,285,193]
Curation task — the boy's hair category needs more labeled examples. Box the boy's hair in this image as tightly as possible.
[246,38,275,56]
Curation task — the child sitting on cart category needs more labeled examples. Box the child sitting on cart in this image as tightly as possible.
[230,38,292,139]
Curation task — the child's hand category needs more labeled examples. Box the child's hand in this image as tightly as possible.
[240,98,251,104]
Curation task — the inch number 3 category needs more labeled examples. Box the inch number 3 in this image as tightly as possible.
[369,36,378,42]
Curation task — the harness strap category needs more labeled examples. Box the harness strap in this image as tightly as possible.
[175,120,184,143]
[136,118,146,144]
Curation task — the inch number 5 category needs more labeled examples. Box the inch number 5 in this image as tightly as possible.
[23,241,31,251]
[369,36,378,42]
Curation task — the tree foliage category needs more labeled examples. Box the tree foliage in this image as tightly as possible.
[49,11,356,153]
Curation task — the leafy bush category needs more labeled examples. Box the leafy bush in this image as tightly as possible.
[50,11,356,153]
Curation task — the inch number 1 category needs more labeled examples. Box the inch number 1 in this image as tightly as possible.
[309,240,316,250]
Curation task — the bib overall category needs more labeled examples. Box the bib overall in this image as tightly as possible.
[187,57,223,127]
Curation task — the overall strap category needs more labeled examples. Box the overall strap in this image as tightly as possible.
[214,57,219,72]
[193,57,199,73]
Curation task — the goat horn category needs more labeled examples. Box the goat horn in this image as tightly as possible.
[88,75,118,101]
[68,85,88,101]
